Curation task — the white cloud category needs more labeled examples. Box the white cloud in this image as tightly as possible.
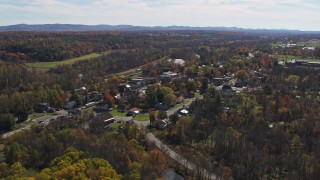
[0,0,319,30]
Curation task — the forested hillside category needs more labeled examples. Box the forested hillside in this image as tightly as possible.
[0,31,209,62]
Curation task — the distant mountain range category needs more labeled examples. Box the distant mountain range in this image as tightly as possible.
[0,24,319,34]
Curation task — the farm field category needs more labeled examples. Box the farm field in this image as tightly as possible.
[275,55,320,62]
[272,40,320,47]
[296,40,320,47]
[26,53,102,69]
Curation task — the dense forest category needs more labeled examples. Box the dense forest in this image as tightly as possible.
[1,113,170,179]
[1,31,320,179]
[0,31,214,62]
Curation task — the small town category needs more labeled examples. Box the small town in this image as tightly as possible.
[0,1,320,179]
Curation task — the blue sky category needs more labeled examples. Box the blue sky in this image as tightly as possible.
[0,0,319,30]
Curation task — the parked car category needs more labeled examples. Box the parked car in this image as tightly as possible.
[47,107,55,113]
[117,105,126,112]
[38,120,44,124]
[126,111,134,116]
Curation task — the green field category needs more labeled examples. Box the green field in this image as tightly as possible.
[296,41,320,47]
[26,53,102,69]
[275,55,320,62]
[276,55,300,60]
[271,43,285,47]
[272,41,320,48]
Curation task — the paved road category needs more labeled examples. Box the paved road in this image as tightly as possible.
[1,110,67,139]
[166,98,194,116]
[117,97,217,179]
[146,133,217,180]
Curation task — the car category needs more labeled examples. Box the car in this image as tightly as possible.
[117,105,126,112]
[47,107,55,113]
[125,111,134,116]
[38,120,44,124]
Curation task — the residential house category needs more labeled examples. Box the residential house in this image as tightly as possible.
[222,85,235,93]
[63,101,77,110]
[176,96,184,104]
[36,103,50,113]
[94,102,109,112]
[68,108,82,116]
[144,77,157,85]
[87,91,102,102]
[129,78,144,88]
[160,72,178,83]
[213,78,224,86]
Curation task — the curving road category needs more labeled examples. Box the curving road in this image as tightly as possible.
[1,110,67,139]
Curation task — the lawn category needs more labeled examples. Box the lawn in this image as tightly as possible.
[110,109,126,117]
[12,113,45,130]
[125,72,142,79]
[13,120,34,130]
[109,121,125,133]
[26,53,102,69]
[276,55,300,60]
[133,113,150,121]
[307,59,320,62]
[110,108,149,121]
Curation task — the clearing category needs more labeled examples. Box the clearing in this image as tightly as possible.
[26,52,105,69]
[275,55,320,62]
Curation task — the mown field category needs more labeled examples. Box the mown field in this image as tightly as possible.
[25,53,102,69]
[276,55,320,62]
[272,40,320,48]
[297,41,320,47]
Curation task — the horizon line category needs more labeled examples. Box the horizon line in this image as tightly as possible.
[1,23,320,32]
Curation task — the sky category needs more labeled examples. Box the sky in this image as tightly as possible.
[0,0,320,31]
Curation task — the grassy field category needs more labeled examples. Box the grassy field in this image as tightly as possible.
[272,41,320,48]
[296,41,320,47]
[26,53,102,69]
[276,55,300,60]
[275,55,320,62]
[271,43,285,47]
